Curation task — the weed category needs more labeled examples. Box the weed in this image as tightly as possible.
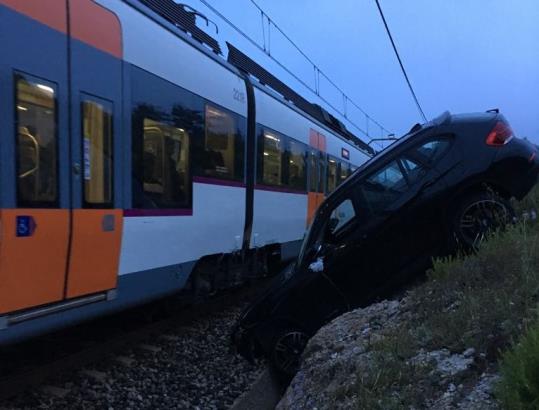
[496,320,539,410]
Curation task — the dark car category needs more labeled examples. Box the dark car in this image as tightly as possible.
[233,110,539,377]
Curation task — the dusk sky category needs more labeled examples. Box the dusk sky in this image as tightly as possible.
[185,0,539,144]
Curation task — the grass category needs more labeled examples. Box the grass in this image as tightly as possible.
[346,186,539,409]
[496,320,539,409]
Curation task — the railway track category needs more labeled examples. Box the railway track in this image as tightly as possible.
[0,280,269,408]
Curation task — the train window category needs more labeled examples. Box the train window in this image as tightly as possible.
[260,130,284,186]
[15,73,58,207]
[308,150,318,192]
[203,105,243,180]
[339,162,350,185]
[139,119,189,208]
[318,152,326,193]
[82,97,113,207]
[286,139,307,191]
[131,67,201,209]
[327,156,338,193]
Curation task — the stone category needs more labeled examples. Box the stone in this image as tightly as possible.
[81,369,108,383]
[436,353,473,376]
[42,385,71,398]
[138,344,162,353]
[115,356,136,367]
[159,334,181,342]
[463,347,476,358]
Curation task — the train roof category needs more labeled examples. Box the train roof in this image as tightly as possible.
[123,0,375,156]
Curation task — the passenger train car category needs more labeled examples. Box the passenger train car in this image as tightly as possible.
[0,0,372,344]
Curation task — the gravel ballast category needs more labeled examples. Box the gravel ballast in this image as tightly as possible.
[2,306,264,410]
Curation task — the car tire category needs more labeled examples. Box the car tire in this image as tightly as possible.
[270,326,310,380]
[450,191,515,250]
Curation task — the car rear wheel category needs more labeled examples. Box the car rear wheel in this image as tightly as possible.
[271,327,309,379]
[451,192,515,249]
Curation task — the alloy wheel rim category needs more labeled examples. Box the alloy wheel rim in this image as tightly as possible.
[459,199,509,247]
[274,331,309,375]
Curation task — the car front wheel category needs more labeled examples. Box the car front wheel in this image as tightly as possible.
[271,327,310,379]
[451,191,515,249]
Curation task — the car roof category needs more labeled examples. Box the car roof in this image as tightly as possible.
[366,111,497,163]
[339,110,498,187]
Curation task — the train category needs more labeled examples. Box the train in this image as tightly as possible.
[0,0,373,344]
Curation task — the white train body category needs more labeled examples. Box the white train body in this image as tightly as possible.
[0,0,371,343]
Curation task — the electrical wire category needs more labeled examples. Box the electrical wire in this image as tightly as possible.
[199,0,391,143]
[374,0,427,122]
[249,0,391,134]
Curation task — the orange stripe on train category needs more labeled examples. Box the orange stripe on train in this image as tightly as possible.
[309,128,327,152]
[0,0,67,33]
[0,209,69,314]
[306,192,325,227]
[0,0,123,59]
[70,0,123,59]
[66,209,123,299]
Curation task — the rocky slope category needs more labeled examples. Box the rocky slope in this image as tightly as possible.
[277,298,500,409]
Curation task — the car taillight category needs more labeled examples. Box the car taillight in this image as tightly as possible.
[486,121,514,146]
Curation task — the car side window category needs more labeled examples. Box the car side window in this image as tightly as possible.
[328,198,356,236]
[415,139,451,165]
[400,138,451,185]
[400,157,428,185]
[360,160,408,213]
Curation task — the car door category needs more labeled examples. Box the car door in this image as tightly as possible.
[318,156,446,307]
[346,159,421,302]
[360,139,451,291]
[397,137,454,261]
[312,189,382,307]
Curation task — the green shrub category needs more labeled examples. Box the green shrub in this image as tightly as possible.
[415,222,539,356]
[496,320,539,410]
[514,185,539,217]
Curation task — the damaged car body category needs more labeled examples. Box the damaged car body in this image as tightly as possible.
[233,110,539,377]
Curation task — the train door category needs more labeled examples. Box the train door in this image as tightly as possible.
[307,130,327,226]
[0,1,71,314]
[0,1,123,316]
[307,149,325,225]
[64,0,123,299]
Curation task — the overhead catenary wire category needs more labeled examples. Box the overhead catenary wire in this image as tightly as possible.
[260,10,266,52]
[199,0,390,144]
[249,0,391,136]
[374,0,427,123]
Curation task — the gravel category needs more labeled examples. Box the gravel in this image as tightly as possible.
[2,306,264,409]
